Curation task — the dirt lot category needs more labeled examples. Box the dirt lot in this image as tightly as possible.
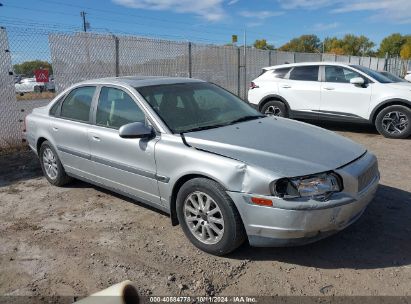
[1,122,410,301]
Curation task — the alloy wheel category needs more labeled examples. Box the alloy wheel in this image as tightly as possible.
[264,105,282,116]
[381,111,409,135]
[183,191,225,245]
[42,147,58,180]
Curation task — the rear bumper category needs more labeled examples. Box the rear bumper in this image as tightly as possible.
[227,153,379,247]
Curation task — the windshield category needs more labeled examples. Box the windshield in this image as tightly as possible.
[350,65,393,83]
[379,71,407,83]
[137,82,263,133]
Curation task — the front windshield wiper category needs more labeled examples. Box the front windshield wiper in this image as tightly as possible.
[182,123,230,133]
[228,115,265,125]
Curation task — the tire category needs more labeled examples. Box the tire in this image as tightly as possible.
[33,86,41,93]
[39,141,72,186]
[375,105,411,139]
[261,100,287,117]
[176,178,246,256]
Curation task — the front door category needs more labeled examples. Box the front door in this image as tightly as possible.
[320,65,372,120]
[88,86,161,205]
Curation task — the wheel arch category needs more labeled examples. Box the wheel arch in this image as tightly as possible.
[258,94,290,113]
[36,137,48,154]
[370,98,411,123]
[169,174,227,226]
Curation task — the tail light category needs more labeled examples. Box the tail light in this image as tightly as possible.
[249,82,259,89]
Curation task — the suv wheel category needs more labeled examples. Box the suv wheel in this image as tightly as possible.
[39,141,72,186]
[261,100,287,117]
[176,178,246,256]
[375,105,411,139]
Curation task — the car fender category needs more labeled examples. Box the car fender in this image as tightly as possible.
[369,98,411,122]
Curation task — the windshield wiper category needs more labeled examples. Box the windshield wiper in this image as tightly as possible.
[228,115,265,125]
[182,123,229,133]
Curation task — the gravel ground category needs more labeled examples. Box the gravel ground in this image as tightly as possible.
[0,122,410,300]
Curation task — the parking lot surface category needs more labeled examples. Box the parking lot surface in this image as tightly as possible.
[1,122,410,299]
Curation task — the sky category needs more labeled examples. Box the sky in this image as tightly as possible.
[1,0,411,49]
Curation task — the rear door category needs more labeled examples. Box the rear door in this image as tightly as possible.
[88,86,162,205]
[50,86,96,177]
[320,65,372,120]
[278,65,321,118]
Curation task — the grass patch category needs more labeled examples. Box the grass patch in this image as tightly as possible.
[16,91,56,101]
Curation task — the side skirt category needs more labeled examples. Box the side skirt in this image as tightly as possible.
[66,171,171,215]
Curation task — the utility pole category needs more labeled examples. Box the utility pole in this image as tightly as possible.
[80,11,88,32]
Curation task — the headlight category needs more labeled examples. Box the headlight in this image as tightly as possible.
[271,173,342,201]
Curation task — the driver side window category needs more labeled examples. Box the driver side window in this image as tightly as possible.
[96,87,145,129]
[325,66,362,83]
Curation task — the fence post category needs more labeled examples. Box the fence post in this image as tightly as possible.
[114,35,119,77]
[268,50,272,66]
[293,52,296,63]
[188,42,192,78]
[237,47,241,97]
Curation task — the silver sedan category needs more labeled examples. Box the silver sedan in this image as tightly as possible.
[25,77,379,255]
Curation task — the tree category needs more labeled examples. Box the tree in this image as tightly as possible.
[400,43,411,59]
[378,33,406,57]
[340,34,375,56]
[13,60,53,76]
[253,39,274,50]
[322,34,375,56]
[279,35,321,53]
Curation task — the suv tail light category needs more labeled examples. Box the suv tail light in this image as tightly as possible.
[249,82,259,89]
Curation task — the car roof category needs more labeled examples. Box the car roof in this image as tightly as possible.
[78,76,205,88]
[262,61,355,70]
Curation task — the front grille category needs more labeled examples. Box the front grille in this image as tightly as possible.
[358,161,378,192]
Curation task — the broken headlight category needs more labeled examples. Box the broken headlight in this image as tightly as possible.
[271,173,342,201]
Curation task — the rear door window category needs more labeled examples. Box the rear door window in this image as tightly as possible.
[60,86,95,122]
[289,66,319,81]
[273,67,291,79]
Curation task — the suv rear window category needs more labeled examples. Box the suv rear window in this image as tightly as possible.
[289,66,319,81]
[272,67,291,79]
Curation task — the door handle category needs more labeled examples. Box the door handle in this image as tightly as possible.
[52,126,58,131]
[323,87,335,90]
[281,84,291,88]
[92,136,100,141]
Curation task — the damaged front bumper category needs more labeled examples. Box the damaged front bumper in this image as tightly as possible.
[227,152,379,247]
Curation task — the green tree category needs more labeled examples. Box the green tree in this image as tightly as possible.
[340,34,375,56]
[322,35,375,56]
[378,33,406,57]
[253,39,274,50]
[279,34,321,53]
[13,60,53,76]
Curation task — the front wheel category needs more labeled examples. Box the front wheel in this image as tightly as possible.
[176,178,246,255]
[375,105,411,139]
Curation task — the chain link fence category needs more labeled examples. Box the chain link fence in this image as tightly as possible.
[1,26,411,149]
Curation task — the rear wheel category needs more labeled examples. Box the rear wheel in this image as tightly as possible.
[176,178,246,256]
[375,105,411,139]
[39,141,72,186]
[261,100,287,117]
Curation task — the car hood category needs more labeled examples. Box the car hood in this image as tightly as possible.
[184,117,366,177]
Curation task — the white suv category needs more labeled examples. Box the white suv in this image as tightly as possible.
[248,62,411,139]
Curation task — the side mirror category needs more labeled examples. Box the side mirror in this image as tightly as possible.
[119,122,154,139]
[350,77,365,86]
